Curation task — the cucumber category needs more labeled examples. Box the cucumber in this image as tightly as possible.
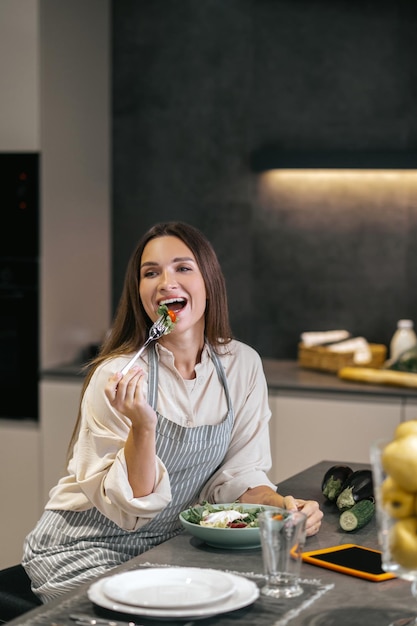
[339,499,375,532]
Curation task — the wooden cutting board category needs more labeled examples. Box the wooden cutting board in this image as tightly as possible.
[338,367,417,388]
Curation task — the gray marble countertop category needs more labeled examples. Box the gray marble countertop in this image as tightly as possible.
[8,460,416,626]
[41,358,417,400]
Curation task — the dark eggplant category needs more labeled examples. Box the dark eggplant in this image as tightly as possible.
[321,465,354,501]
[336,469,374,510]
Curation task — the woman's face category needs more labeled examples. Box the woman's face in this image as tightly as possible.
[139,235,207,334]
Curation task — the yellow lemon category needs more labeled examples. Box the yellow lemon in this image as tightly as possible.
[390,517,417,570]
[381,476,416,519]
[394,420,417,440]
[382,435,417,493]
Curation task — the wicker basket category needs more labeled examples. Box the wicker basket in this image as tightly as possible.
[298,342,387,373]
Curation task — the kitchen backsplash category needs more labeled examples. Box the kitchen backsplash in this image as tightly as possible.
[112,0,417,359]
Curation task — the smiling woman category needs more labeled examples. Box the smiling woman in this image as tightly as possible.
[22,221,322,603]
[139,234,208,349]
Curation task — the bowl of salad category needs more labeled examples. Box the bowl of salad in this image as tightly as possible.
[179,502,285,549]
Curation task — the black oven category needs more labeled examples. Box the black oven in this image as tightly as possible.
[0,153,39,420]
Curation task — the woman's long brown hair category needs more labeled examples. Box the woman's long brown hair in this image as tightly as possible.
[67,222,233,459]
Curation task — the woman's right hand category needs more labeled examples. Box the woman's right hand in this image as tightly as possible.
[105,366,157,430]
[105,367,158,497]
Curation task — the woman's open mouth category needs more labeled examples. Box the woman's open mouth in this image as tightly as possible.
[159,298,186,315]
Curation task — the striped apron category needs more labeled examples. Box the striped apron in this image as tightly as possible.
[22,344,234,602]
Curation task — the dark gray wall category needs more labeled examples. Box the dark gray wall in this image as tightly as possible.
[112,0,417,359]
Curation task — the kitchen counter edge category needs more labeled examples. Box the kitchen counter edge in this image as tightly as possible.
[42,359,417,400]
[263,359,417,399]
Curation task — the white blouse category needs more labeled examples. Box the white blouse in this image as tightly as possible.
[46,339,276,530]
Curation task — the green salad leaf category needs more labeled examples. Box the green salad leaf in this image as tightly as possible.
[183,501,266,528]
[157,303,177,334]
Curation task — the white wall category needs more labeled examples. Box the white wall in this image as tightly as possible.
[0,0,111,366]
[40,0,111,367]
[0,0,110,568]
[0,0,40,150]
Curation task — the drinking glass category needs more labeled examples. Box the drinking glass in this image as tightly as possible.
[371,438,417,626]
[258,508,307,598]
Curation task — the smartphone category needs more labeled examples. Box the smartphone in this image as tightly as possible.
[301,544,396,582]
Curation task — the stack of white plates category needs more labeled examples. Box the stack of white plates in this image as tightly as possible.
[87,567,259,620]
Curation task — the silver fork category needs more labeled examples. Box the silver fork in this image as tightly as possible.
[120,315,169,375]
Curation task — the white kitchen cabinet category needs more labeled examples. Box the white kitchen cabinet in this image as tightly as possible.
[267,391,402,485]
[0,421,41,569]
[0,380,83,569]
[40,379,84,504]
[403,400,417,422]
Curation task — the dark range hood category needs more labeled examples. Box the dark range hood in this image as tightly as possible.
[250,147,417,172]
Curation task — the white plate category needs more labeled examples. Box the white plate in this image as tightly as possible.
[101,567,235,609]
[88,570,259,620]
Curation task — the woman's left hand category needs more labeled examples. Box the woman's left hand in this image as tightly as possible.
[238,486,323,537]
[283,496,323,536]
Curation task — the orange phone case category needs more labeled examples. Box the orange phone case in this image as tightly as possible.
[302,544,396,582]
